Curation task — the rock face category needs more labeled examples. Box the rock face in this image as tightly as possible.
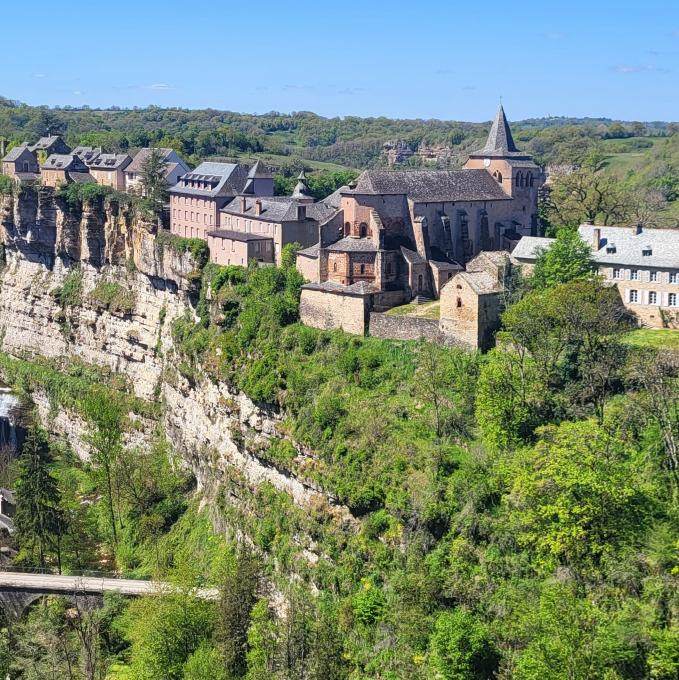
[382,140,467,167]
[0,187,356,537]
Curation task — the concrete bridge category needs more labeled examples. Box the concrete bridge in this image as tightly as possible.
[0,570,219,619]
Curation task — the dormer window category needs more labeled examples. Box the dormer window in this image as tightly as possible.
[606,243,616,254]
[642,246,652,257]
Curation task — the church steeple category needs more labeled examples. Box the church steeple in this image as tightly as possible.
[291,169,313,202]
[481,104,518,155]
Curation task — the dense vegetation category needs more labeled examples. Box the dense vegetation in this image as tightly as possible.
[0,226,676,678]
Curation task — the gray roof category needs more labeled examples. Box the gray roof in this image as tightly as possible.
[68,171,94,183]
[400,246,426,264]
[458,270,504,294]
[326,236,378,253]
[72,146,102,164]
[89,153,132,171]
[14,172,40,182]
[207,229,273,242]
[579,224,679,269]
[2,145,33,162]
[222,196,312,223]
[126,147,176,174]
[171,162,251,199]
[481,105,517,155]
[297,243,320,258]
[29,135,69,152]
[247,160,274,179]
[41,154,88,171]
[349,169,510,202]
[511,236,555,261]
[302,280,379,295]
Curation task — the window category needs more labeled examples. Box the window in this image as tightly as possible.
[670,293,677,306]
[22,161,29,172]
[255,242,260,253]
[606,244,616,254]
[456,297,462,308]
[630,270,639,281]
[345,221,351,235]
[629,289,639,303]
[649,291,657,304]
[493,170,502,184]
[642,247,652,257]
[613,268,622,279]
[359,223,367,238]
[333,262,337,273]
[359,264,365,274]
[671,273,678,284]
[650,271,658,282]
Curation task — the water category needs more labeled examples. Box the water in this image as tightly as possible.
[0,388,22,455]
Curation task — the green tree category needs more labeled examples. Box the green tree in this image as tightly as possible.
[245,600,278,680]
[531,229,595,289]
[140,148,170,216]
[14,426,65,570]
[427,608,499,680]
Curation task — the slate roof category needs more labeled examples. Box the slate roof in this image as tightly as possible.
[41,154,88,171]
[302,280,379,295]
[171,162,251,198]
[297,243,320,258]
[511,236,555,261]
[207,229,273,242]
[400,246,426,264]
[14,172,40,182]
[579,224,679,269]
[482,105,517,155]
[126,147,175,173]
[222,196,311,222]
[29,135,69,152]
[458,270,504,294]
[89,153,132,170]
[72,146,102,164]
[349,169,510,202]
[2,145,32,162]
[67,171,94,183]
[326,237,378,253]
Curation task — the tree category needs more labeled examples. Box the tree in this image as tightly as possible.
[140,148,169,217]
[245,600,278,680]
[14,426,65,570]
[427,608,499,680]
[531,229,595,289]
[509,420,654,572]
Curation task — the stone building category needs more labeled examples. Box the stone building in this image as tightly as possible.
[88,153,132,191]
[40,154,92,187]
[1,145,39,181]
[72,146,103,166]
[511,224,679,329]
[298,105,542,334]
[124,148,190,193]
[169,161,274,241]
[207,230,275,267]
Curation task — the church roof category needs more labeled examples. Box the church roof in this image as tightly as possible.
[482,105,517,155]
[348,169,510,202]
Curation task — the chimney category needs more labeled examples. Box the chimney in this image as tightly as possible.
[635,223,643,235]
[592,227,601,250]
[255,199,262,216]
[239,196,247,212]
[296,204,306,221]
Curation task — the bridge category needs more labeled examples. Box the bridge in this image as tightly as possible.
[0,570,219,619]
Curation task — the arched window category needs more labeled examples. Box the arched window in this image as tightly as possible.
[359,222,367,238]
[344,221,351,235]
[527,172,534,187]
[333,262,337,272]
[493,170,502,184]
[456,297,462,308]
[516,172,523,187]
[22,161,29,172]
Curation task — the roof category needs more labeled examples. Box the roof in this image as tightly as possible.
[126,147,175,174]
[29,135,68,152]
[14,172,40,182]
[482,105,517,155]
[2,145,32,162]
[292,170,313,200]
[302,280,379,295]
[68,171,94,183]
[579,224,679,269]
[247,160,274,180]
[468,250,511,270]
[458,270,504,294]
[0,489,15,505]
[171,162,251,199]
[72,146,102,164]
[349,169,510,202]
[297,243,320,258]
[222,196,311,223]
[41,154,88,171]
[207,229,273,242]
[326,236,378,253]
[400,246,426,264]
[511,236,555,261]
[89,153,132,171]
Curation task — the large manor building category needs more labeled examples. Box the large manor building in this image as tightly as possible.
[297,105,544,333]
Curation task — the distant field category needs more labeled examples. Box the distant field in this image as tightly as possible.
[622,328,679,350]
[229,152,354,172]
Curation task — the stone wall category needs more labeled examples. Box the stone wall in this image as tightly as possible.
[368,312,471,348]
[300,288,369,335]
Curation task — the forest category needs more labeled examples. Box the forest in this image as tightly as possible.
[0,213,676,678]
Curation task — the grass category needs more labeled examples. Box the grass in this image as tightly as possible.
[622,328,679,350]
[385,300,440,319]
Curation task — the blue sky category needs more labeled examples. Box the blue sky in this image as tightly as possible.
[5,0,678,121]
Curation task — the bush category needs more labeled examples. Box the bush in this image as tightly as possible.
[157,231,209,269]
[90,280,136,314]
[52,268,83,308]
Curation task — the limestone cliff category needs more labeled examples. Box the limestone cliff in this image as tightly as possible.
[0,187,356,552]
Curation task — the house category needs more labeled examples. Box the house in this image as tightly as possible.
[297,105,543,335]
[88,153,132,191]
[207,230,275,267]
[1,144,39,180]
[511,224,679,329]
[40,154,92,187]
[28,135,71,158]
[72,146,102,166]
[214,170,341,265]
[124,148,190,193]
[169,161,275,241]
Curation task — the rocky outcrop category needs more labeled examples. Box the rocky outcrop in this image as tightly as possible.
[382,140,468,167]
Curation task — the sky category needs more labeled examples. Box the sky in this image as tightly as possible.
[4,0,679,122]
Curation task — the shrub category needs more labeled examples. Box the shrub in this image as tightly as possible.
[90,280,135,314]
[52,268,83,308]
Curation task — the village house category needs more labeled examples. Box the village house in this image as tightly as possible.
[1,145,39,180]
[29,135,71,158]
[40,153,92,187]
[124,147,190,193]
[72,146,103,166]
[88,153,132,191]
[511,223,679,329]
[170,161,275,241]
[297,105,543,335]
[213,170,342,266]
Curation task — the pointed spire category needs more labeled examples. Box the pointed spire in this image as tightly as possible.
[291,169,313,201]
[482,104,518,155]
[247,159,264,179]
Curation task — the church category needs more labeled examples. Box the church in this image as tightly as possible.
[297,105,543,334]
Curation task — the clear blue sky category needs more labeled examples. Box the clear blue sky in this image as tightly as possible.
[5,0,678,121]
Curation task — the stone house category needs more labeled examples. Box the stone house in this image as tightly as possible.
[124,148,190,193]
[169,161,274,241]
[298,105,542,334]
[72,146,103,166]
[1,145,39,180]
[40,154,92,187]
[207,230,274,266]
[88,153,132,191]
[511,224,679,329]
[28,135,71,159]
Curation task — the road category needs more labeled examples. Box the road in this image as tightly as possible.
[0,571,219,599]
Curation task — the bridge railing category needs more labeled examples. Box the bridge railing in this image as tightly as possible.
[0,565,152,580]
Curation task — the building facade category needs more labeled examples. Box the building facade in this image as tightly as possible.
[88,153,132,191]
[1,145,39,180]
[124,148,190,192]
[40,154,92,187]
[511,224,679,329]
